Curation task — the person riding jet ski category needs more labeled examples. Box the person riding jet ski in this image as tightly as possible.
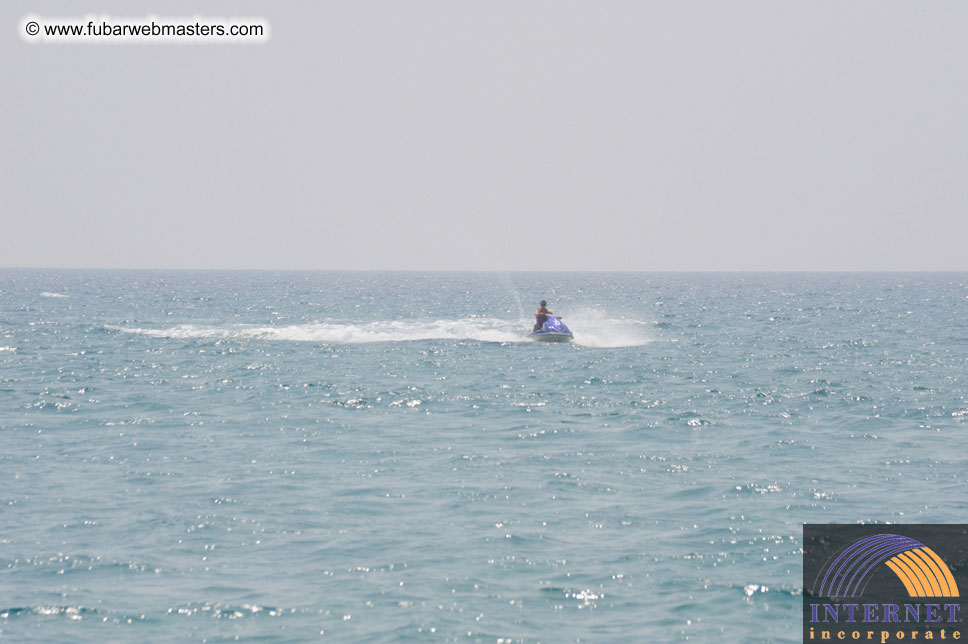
[529,299,573,342]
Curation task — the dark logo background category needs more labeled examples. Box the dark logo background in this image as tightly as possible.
[804,524,968,643]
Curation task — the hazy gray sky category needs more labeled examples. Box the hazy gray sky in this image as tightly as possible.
[3,1,966,270]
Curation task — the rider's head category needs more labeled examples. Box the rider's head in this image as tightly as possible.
[540,300,547,307]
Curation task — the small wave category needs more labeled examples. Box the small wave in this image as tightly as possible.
[0,605,100,619]
[168,602,293,619]
[110,318,526,345]
[40,292,68,298]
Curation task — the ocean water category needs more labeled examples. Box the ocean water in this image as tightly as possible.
[1,270,966,643]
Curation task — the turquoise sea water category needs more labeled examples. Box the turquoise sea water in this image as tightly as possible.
[1,270,966,643]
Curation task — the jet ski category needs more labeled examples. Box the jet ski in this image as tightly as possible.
[528,316,574,343]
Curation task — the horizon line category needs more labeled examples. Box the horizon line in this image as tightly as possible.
[2,266,967,274]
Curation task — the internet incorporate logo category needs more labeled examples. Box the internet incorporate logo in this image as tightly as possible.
[803,525,966,643]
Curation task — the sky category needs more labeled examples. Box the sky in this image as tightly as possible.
[2,1,966,271]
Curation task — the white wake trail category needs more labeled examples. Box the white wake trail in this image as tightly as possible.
[111,318,527,344]
[564,309,654,347]
[112,311,654,348]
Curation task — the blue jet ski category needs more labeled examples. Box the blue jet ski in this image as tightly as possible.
[528,316,574,343]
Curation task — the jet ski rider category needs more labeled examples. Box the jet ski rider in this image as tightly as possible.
[533,300,553,332]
